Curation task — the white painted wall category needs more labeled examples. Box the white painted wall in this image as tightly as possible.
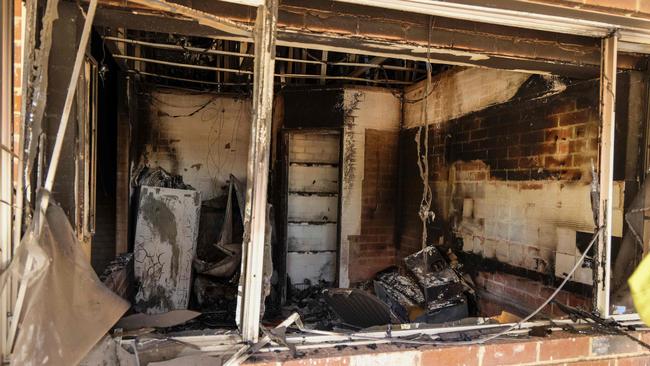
[403,67,529,129]
[448,164,624,277]
[339,87,402,287]
[143,89,251,200]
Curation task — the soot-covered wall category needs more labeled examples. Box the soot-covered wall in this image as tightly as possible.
[135,88,251,201]
[399,67,636,284]
[276,87,402,286]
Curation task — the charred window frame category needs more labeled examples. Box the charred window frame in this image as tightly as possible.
[75,55,99,245]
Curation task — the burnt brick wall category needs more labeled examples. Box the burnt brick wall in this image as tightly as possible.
[398,71,633,276]
[348,129,399,283]
[433,77,600,182]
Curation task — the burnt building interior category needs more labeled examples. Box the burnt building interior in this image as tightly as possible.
[7,0,650,364]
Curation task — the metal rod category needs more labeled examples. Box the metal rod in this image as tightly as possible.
[225,313,299,366]
[280,73,411,84]
[129,70,252,86]
[115,55,411,85]
[7,0,99,352]
[103,36,419,71]
[103,36,256,59]
[596,34,617,318]
[0,144,18,159]
[114,54,254,75]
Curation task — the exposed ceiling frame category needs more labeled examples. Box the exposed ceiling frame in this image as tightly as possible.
[102,36,419,72]
[115,54,412,85]
[94,2,642,78]
[349,56,387,78]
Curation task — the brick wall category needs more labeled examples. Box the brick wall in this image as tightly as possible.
[425,76,601,182]
[348,129,399,283]
[340,87,401,286]
[248,331,650,366]
[288,132,339,164]
[476,271,590,317]
[399,69,634,291]
[12,0,22,177]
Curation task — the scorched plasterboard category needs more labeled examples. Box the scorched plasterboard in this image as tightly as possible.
[134,186,201,314]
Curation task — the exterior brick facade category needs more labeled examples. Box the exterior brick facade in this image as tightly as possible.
[248,331,650,366]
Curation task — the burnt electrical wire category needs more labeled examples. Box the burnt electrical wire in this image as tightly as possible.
[415,16,435,249]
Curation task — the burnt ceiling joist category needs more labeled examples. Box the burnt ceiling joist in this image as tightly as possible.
[92,0,647,77]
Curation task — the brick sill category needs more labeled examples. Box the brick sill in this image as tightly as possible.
[246,331,650,366]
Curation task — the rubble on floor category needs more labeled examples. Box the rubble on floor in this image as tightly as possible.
[283,281,340,329]
[116,310,201,330]
[323,288,396,328]
[193,176,245,279]
[101,253,134,300]
[134,166,194,190]
[403,246,468,323]
[280,245,475,330]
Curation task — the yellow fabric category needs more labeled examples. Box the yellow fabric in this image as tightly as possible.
[628,253,650,326]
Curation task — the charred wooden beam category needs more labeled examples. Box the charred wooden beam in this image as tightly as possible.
[595,34,617,318]
[349,56,387,78]
[239,0,278,343]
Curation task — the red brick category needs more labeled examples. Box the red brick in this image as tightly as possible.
[482,341,538,366]
[544,156,569,169]
[591,335,641,356]
[245,359,282,366]
[421,345,480,366]
[529,142,557,155]
[557,141,570,155]
[283,356,350,366]
[567,360,614,366]
[638,331,650,345]
[569,140,587,153]
[617,355,650,366]
[539,337,590,361]
[545,128,573,142]
[558,109,593,127]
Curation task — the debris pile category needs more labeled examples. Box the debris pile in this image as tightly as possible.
[300,246,473,329]
[402,246,468,323]
[134,166,194,190]
[323,288,396,329]
[285,282,340,329]
[374,269,425,323]
[100,253,134,301]
[191,175,246,325]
